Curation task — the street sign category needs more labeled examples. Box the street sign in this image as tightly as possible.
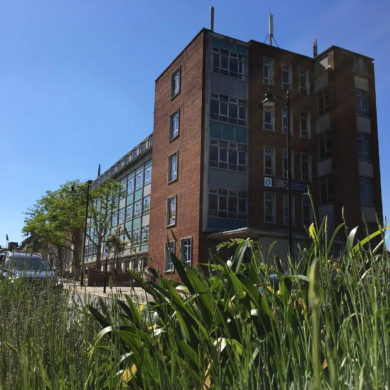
[291,182,310,194]
[264,177,273,187]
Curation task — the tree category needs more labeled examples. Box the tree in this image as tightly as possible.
[23,178,126,275]
[107,231,128,271]
[86,179,126,271]
[23,180,86,275]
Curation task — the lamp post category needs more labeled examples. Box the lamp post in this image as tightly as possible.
[81,180,93,287]
[260,89,293,256]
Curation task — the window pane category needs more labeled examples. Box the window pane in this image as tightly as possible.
[126,204,133,221]
[208,194,218,216]
[144,164,152,185]
[264,192,275,223]
[135,171,143,189]
[134,199,142,217]
[143,195,150,214]
[210,145,218,166]
[128,176,134,194]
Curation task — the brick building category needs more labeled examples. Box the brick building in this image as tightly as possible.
[84,28,382,275]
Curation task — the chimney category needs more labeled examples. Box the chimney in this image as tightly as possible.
[269,14,274,46]
[313,39,318,57]
[210,6,214,32]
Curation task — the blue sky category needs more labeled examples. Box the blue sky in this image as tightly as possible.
[0,0,389,248]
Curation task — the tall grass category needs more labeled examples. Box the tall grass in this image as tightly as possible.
[0,280,120,389]
[1,219,389,389]
[88,221,390,389]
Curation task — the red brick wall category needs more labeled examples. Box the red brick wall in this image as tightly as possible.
[247,42,316,233]
[328,48,382,228]
[149,31,206,279]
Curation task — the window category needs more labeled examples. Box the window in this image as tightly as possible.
[264,147,275,176]
[135,168,143,190]
[210,93,247,126]
[263,107,274,131]
[112,212,118,227]
[144,161,152,185]
[360,177,374,206]
[357,133,371,161]
[140,142,147,153]
[168,152,178,183]
[141,225,149,244]
[171,69,180,98]
[282,63,292,90]
[165,241,175,272]
[208,188,247,220]
[167,196,177,226]
[170,111,180,141]
[264,192,275,223]
[120,177,127,200]
[318,132,331,160]
[283,195,295,226]
[283,149,294,179]
[181,237,192,267]
[300,152,312,181]
[128,175,135,194]
[209,139,247,172]
[319,176,333,204]
[126,203,133,221]
[302,197,312,226]
[300,112,310,138]
[131,149,138,160]
[132,227,140,245]
[318,90,329,115]
[263,57,274,85]
[355,90,369,117]
[212,47,246,80]
[299,67,310,95]
[142,196,150,215]
[118,208,125,225]
[134,199,142,217]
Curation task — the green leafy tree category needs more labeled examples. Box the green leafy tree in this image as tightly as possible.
[107,231,129,271]
[87,180,126,271]
[23,180,86,274]
[24,179,126,275]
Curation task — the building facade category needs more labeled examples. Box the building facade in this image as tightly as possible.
[85,28,382,275]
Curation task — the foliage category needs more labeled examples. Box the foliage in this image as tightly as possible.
[6,216,390,389]
[87,179,126,269]
[107,231,129,270]
[23,178,126,273]
[88,221,390,389]
[23,180,87,273]
[0,280,114,389]
[23,180,86,251]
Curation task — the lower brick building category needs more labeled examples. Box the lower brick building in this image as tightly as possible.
[84,27,382,276]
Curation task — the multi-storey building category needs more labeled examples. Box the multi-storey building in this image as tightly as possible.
[84,28,382,276]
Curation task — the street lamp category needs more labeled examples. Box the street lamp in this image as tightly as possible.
[260,89,293,256]
[81,180,93,287]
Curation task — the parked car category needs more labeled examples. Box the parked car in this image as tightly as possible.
[2,252,62,288]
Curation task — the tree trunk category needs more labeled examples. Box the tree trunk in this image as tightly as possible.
[56,246,64,274]
[72,230,83,279]
[96,240,102,272]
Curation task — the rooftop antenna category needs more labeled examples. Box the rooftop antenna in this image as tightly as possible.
[264,14,279,47]
[313,39,318,57]
[210,6,214,32]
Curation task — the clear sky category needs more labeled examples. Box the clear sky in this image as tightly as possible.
[0,0,389,248]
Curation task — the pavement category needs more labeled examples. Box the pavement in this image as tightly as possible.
[64,281,152,304]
